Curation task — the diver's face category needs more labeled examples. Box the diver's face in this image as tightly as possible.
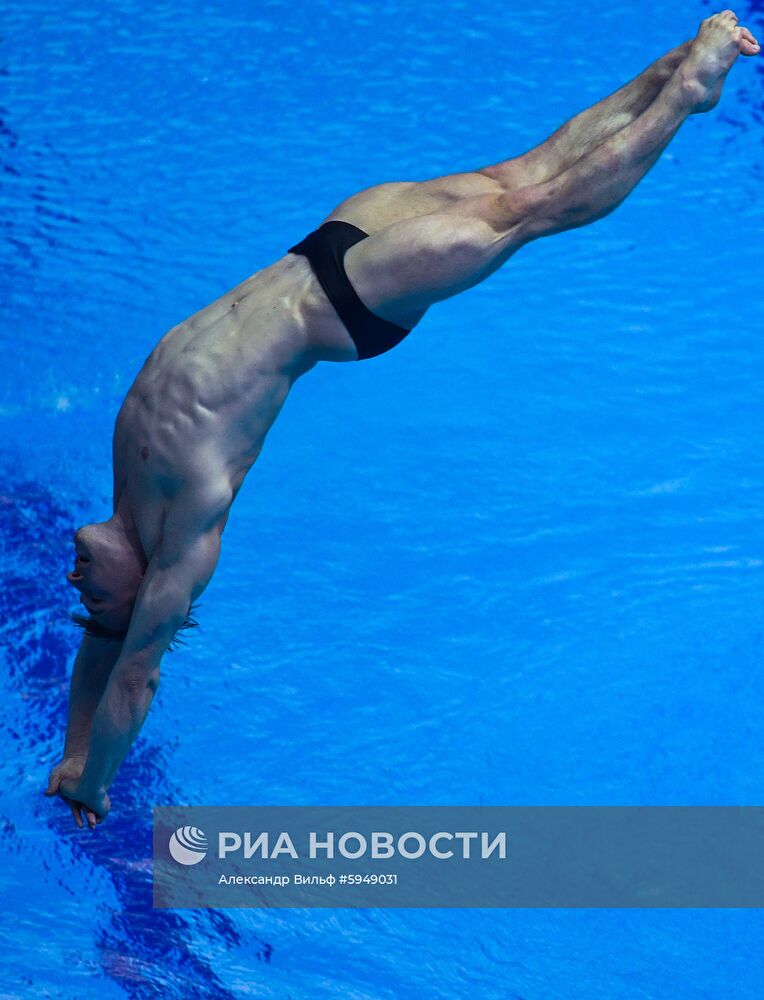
[66,523,143,632]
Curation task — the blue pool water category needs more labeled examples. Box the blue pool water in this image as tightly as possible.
[2,0,764,995]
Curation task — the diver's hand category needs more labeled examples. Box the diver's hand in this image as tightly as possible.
[45,755,86,798]
[58,775,110,829]
[45,755,103,829]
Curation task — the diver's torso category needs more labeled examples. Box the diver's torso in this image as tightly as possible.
[111,252,357,559]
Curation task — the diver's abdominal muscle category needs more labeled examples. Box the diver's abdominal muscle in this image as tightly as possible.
[116,265,313,501]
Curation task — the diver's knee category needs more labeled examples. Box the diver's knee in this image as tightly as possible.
[489,183,558,239]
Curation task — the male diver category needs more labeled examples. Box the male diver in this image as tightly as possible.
[45,12,759,826]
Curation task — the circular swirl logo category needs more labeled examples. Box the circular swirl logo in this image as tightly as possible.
[168,825,208,865]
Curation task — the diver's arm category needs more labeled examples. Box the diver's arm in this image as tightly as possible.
[44,635,122,802]
[61,494,227,819]
[62,635,123,760]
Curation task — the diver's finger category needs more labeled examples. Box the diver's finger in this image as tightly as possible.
[67,800,83,828]
[44,772,61,796]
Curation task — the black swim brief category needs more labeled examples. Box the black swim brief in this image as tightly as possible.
[288,220,411,361]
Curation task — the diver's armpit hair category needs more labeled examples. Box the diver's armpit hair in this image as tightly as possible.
[166,603,201,652]
[67,603,202,653]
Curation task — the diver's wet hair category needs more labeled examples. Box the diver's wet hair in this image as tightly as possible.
[67,603,201,653]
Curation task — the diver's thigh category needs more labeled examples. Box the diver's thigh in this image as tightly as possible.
[343,192,527,328]
[320,171,502,236]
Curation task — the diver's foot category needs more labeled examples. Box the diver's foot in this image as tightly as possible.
[679,10,760,113]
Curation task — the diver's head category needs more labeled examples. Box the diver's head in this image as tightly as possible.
[66,517,146,635]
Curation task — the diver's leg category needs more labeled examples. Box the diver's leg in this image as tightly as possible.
[322,38,691,234]
[478,40,692,189]
[516,11,759,238]
[342,12,756,330]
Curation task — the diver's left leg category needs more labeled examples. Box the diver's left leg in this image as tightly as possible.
[341,81,690,331]
[320,39,692,235]
[478,40,692,189]
[341,12,756,330]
